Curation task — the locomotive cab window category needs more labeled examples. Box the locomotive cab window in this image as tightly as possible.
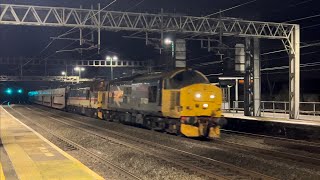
[165,70,209,89]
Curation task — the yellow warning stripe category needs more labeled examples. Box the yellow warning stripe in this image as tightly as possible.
[0,106,104,180]
[0,163,5,180]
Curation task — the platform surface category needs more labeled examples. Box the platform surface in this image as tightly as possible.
[224,111,320,126]
[0,106,104,180]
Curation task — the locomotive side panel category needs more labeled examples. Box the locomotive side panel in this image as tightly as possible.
[107,79,161,115]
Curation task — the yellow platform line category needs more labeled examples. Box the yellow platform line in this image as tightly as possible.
[0,163,5,180]
[0,106,104,180]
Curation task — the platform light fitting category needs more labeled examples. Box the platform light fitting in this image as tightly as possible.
[106,56,118,61]
[74,67,85,71]
[164,38,173,45]
[113,56,119,61]
[61,71,66,76]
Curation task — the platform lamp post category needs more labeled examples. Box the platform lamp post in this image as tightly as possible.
[74,67,85,83]
[106,55,118,80]
[61,71,67,78]
[163,38,175,70]
[61,71,67,85]
[164,38,175,58]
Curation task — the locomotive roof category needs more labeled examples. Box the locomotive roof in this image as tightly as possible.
[109,68,208,84]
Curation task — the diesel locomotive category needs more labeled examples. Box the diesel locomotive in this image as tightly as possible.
[29,69,225,139]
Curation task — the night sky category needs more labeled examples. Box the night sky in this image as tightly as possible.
[0,0,320,97]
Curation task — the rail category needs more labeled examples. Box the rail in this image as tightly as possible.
[223,101,320,117]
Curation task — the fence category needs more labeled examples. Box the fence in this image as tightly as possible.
[222,101,320,116]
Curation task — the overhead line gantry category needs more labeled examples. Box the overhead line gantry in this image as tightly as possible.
[0,3,300,119]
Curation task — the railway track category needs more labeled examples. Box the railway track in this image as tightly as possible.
[221,129,320,157]
[221,129,320,148]
[213,138,320,170]
[7,105,142,180]
[30,104,320,170]
[25,105,277,180]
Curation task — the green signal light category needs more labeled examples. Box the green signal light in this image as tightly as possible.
[17,89,23,94]
[5,88,13,95]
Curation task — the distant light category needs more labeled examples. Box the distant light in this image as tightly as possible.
[17,89,23,94]
[5,88,13,95]
[106,56,111,61]
[164,38,173,45]
[61,71,66,76]
[210,95,215,99]
[113,56,118,61]
[203,104,209,108]
[74,67,85,72]
[28,91,39,96]
[195,93,201,98]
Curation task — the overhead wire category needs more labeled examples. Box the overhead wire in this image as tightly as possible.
[84,0,146,59]
[263,68,320,75]
[262,50,320,62]
[205,73,224,77]
[20,0,118,68]
[187,0,258,76]
[289,0,314,7]
[285,13,320,23]
[262,62,320,71]
[13,31,95,74]
[301,23,320,30]
[261,41,320,55]
[204,0,258,17]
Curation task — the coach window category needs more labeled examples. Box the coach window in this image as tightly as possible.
[86,90,90,100]
[148,86,157,103]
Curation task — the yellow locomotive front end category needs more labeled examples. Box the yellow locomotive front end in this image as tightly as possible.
[162,69,225,139]
[179,84,224,138]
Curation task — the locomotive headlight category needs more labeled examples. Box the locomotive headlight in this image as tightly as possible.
[203,104,209,108]
[195,93,201,98]
[210,95,215,99]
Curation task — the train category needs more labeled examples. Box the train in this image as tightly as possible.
[28,69,225,139]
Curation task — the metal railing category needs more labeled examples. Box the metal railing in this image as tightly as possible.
[223,101,320,117]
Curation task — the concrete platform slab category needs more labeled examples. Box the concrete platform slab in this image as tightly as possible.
[0,106,104,180]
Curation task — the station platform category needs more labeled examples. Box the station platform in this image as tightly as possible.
[0,106,103,180]
[224,111,320,126]
[223,111,320,141]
